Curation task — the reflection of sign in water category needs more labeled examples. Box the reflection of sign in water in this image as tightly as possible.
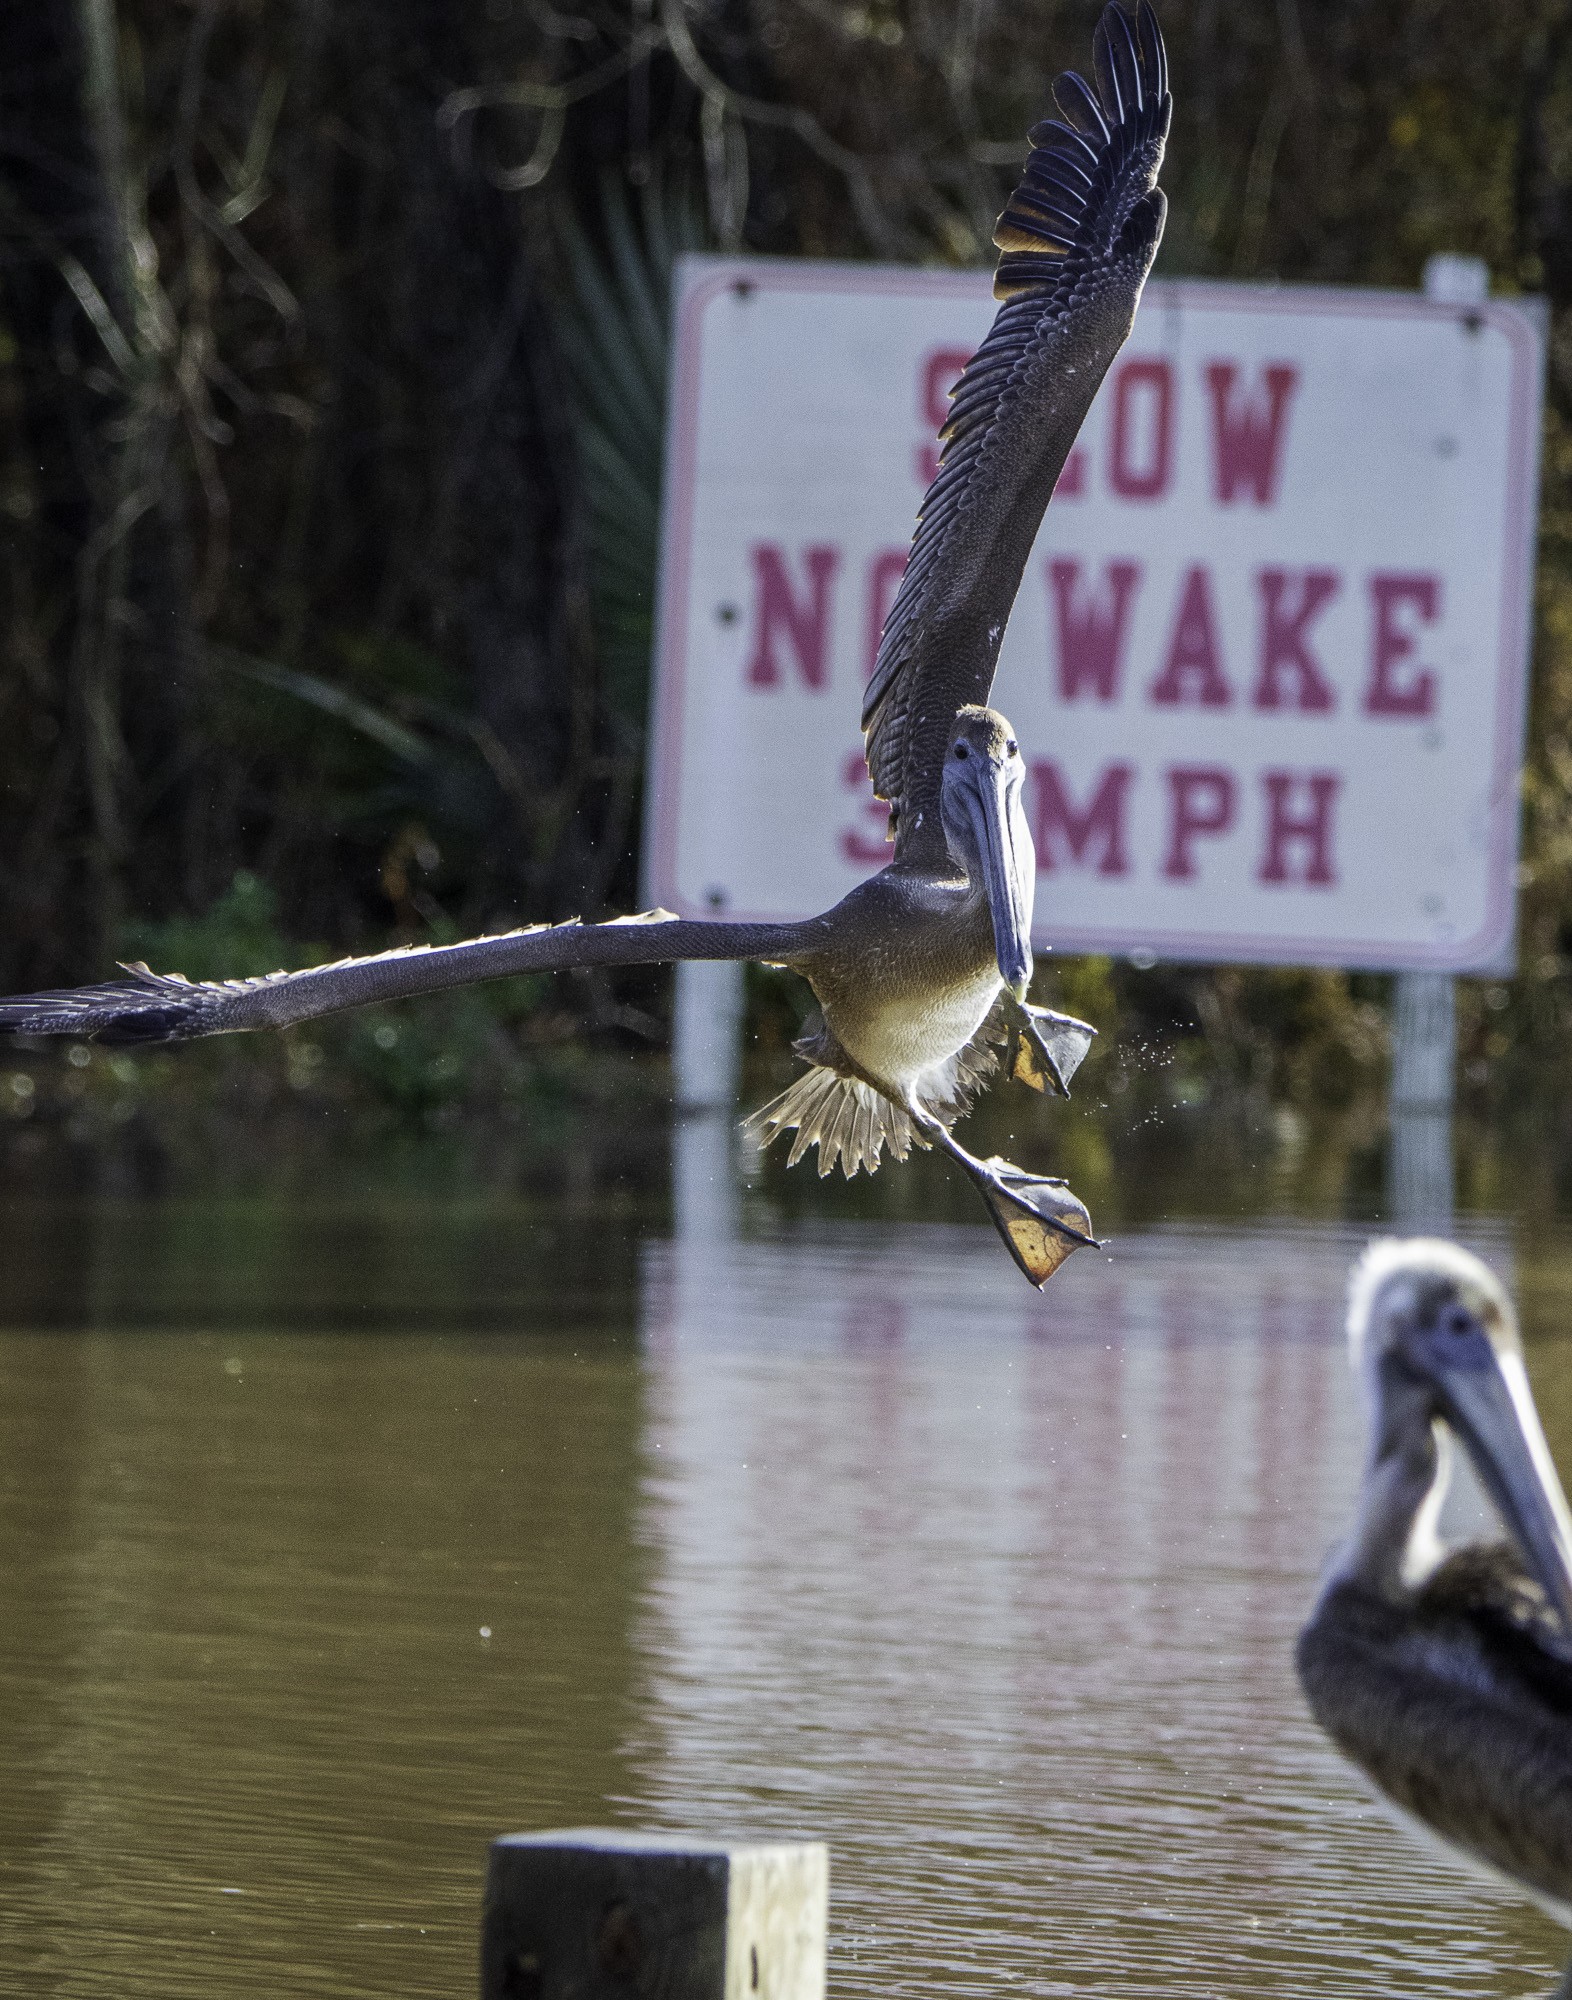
[646,258,1543,972]
[634,1221,1517,1992]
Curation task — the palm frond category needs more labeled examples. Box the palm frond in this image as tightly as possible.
[557,175,709,729]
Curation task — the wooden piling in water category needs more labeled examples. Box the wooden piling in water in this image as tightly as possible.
[480,1829,828,2000]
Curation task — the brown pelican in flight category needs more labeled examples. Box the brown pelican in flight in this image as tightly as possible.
[1298,1240,1572,1970]
[0,3,1170,1287]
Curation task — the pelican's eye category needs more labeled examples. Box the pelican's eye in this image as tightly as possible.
[954,742,970,760]
[1444,1305,1474,1338]
[1005,738,1018,756]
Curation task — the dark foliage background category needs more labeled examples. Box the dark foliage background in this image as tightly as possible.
[4,0,1572,1139]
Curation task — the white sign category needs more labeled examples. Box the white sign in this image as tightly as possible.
[646,257,1542,971]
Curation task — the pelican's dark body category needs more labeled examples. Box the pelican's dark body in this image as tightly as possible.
[1299,1551,1572,1917]
[792,865,1001,1093]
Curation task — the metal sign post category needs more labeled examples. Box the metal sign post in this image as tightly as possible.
[1385,255,1493,1232]
[1388,962,1459,1228]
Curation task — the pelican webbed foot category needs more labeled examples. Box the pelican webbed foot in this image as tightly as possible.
[911,1105,1096,1286]
[973,1156,1097,1287]
[1007,1002,1096,1099]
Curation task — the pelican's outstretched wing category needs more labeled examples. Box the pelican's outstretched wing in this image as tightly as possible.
[0,913,823,1044]
[863,0,1169,860]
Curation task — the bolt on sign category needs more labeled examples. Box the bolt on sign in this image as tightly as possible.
[645,257,1544,971]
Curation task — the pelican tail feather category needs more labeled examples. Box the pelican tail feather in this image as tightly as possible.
[743,1003,1010,1179]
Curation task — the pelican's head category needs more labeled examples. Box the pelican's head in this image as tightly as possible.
[940,705,1035,999]
[1347,1238,1572,1627]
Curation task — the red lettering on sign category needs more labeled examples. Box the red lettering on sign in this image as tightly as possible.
[1031,761,1134,875]
[1048,558,1142,702]
[1365,573,1440,717]
[1054,447,1087,499]
[1163,766,1236,879]
[1109,358,1174,500]
[1150,566,1232,708]
[917,346,972,486]
[840,748,891,863]
[1259,770,1340,886]
[1206,362,1298,504]
[865,549,907,680]
[1253,568,1339,712]
[746,543,839,689]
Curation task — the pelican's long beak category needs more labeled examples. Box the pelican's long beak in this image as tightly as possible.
[965,761,1036,1001]
[1431,1321,1572,1635]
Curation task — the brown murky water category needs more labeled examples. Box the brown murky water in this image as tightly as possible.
[1,1151,1570,1997]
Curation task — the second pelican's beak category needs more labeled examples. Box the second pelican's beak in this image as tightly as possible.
[1427,1315,1572,1636]
[964,759,1036,1000]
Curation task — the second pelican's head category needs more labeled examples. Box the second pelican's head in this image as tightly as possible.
[1346,1238,1572,1628]
[940,706,1035,999]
